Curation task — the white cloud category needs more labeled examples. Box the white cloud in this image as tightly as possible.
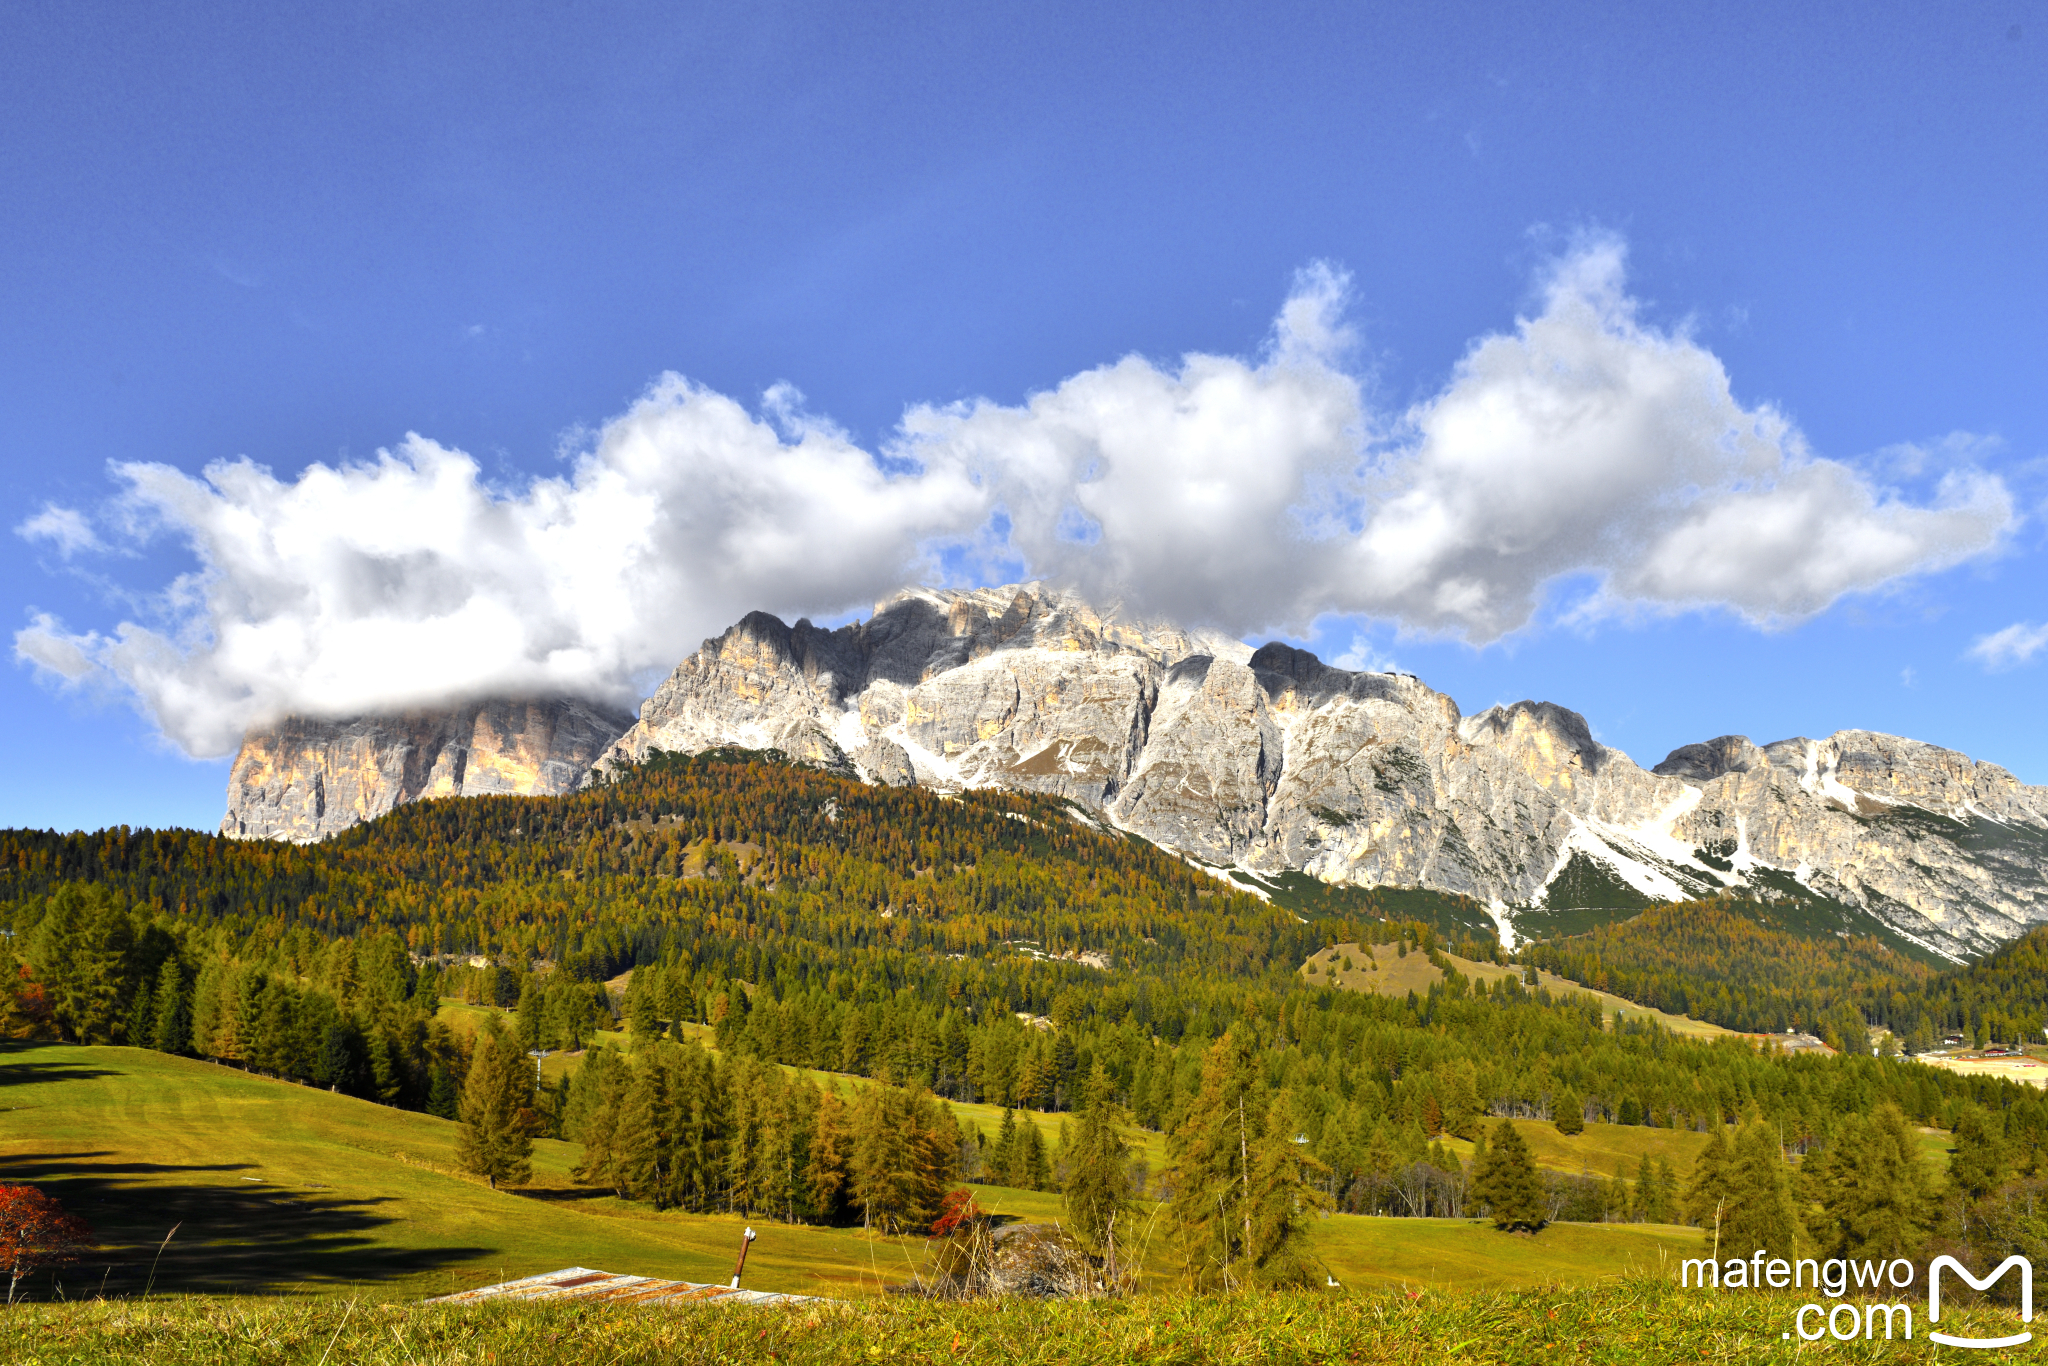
[900,261,1366,631]
[1331,636,1400,674]
[17,504,103,557]
[1968,622,2048,671]
[14,612,101,681]
[1330,237,2012,635]
[17,380,985,757]
[16,239,2018,757]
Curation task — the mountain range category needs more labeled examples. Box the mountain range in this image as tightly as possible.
[220,583,2048,959]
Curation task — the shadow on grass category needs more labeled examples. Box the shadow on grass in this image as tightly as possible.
[510,1185,616,1204]
[0,1054,122,1088]
[0,1150,488,1301]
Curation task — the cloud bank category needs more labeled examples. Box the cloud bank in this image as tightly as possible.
[17,239,2015,758]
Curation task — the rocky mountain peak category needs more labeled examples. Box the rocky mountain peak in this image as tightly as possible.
[1456,701,1607,779]
[1653,734,1769,781]
[221,696,634,843]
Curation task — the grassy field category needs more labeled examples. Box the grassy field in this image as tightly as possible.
[1435,1117,1713,1180]
[1913,1047,2048,1091]
[0,1041,946,1302]
[1302,941,1738,1041]
[2,1280,2018,1365]
[2,1042,1729,1307]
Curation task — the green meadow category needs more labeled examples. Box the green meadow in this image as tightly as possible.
[4,1282,2019,1366]
[1302,941,1739,1041]
[4,1041,1719,1305]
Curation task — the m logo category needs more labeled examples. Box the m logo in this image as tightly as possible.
[1929,1255,2033,1349]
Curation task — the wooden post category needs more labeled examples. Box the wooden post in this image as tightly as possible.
[729,1226,757,1289]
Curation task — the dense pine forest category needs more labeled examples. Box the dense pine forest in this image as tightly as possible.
[7,748,2048,1285]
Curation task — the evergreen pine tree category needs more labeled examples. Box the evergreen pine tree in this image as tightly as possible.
[514,976,545,1052]
[26,885,134,1045]
[150,959,189,1054]
[124,977,154,1047]
[712,980,750,1052]
[366,1030,404,1104]
[315,1022,362,1093]
[1051,1031,1080,1109]
[1808,1103,1933,1261]
[427,1061,460,1119]
[1241,1092,1333,1283]
[1681,1128,1733,1231]
[1949,1103,2011,1203]
[989,1108,1019,1185]
[624,967,657,1040]
[1022,1118,1052,1191]
[609,1046,676,1204]
[1465,1127,1489,1199]
[1719,1116,1799,1258]
[1062,1065,1135,1256]
[1471,1119,1545,1232]
[1651,1156,1678,1224]
[1165,1029,1266,1288]
[1554,1086,1585,1135]
[457,1021,535,1189]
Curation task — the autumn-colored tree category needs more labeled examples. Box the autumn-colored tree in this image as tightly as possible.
[848,1084,956,1233]
[1,965,53,1041]
[0,1185,93,1303]
[929,1187,986,1237]
[806,1088,853,1223]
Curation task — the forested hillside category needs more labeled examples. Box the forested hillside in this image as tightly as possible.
[7,750,2048,1281]
[1519,898,2048,1053]
[1904,923,2048,1049]
[1516,901,1931,1042]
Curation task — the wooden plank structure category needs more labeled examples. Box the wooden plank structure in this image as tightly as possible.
[423,1266,829,1309]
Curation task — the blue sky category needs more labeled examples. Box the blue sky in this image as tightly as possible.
[4,0,2045,833]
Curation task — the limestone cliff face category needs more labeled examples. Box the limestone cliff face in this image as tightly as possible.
[221,697,635,842]
[600,584,1249,810]
[610,582,2048,958]
[1653,732,2048,954]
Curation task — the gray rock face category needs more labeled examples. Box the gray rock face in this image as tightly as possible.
[221,697,635,842]
[612,582,2048,958]
[600,583,1249,809]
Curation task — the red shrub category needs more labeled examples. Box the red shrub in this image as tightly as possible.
[0,1185,93,1302]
